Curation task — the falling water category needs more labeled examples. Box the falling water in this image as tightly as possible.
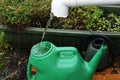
[40,13,54,42]
[34,13,54,55]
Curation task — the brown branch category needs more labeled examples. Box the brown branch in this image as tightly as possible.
[1,70,18,80]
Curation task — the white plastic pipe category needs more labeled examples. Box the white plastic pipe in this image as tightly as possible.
[51,0,120,17]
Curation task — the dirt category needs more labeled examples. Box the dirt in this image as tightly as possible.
[93,67,120,80]
[0,49,29,80]
[93,57,120,80]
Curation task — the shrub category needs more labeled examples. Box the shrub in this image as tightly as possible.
[0,0,120,32]
[0,0,51,31]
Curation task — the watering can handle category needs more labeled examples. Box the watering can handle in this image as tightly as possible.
[57,47,77,58]
[27,62,32,80]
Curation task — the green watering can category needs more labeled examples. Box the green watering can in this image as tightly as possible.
[27,41,106,80]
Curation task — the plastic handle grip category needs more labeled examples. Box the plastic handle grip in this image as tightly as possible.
[57,47,77,58]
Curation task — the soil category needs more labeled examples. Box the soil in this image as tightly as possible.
[93,57,120,80]
[0,49,29,80]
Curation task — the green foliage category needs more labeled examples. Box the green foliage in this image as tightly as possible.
[80,6,110,31]
[0,32,8,49]
[0,0,120,32]
[51,6,120,32]
[0,0,51,31]
[107,13,120,32]
[0,31,9,69]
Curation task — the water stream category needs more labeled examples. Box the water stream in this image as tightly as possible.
[40,13,54,42]
[35,13,54,55]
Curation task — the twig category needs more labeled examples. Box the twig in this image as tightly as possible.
[1,70,18,80]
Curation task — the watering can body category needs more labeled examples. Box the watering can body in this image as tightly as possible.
[27,41,106,80]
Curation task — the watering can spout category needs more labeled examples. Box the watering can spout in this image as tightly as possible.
[88,45,107,72]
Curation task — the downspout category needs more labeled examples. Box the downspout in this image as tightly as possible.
[51,0,120,17]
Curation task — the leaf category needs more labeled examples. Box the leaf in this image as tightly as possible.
[0,63,3,69]
[8,6,16,10]
[14,5,22,13]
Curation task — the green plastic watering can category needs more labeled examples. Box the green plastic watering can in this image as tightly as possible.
[27,41,106,80]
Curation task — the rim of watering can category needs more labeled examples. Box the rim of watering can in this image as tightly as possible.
[31,41,53,58]
[92,38,106,49]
